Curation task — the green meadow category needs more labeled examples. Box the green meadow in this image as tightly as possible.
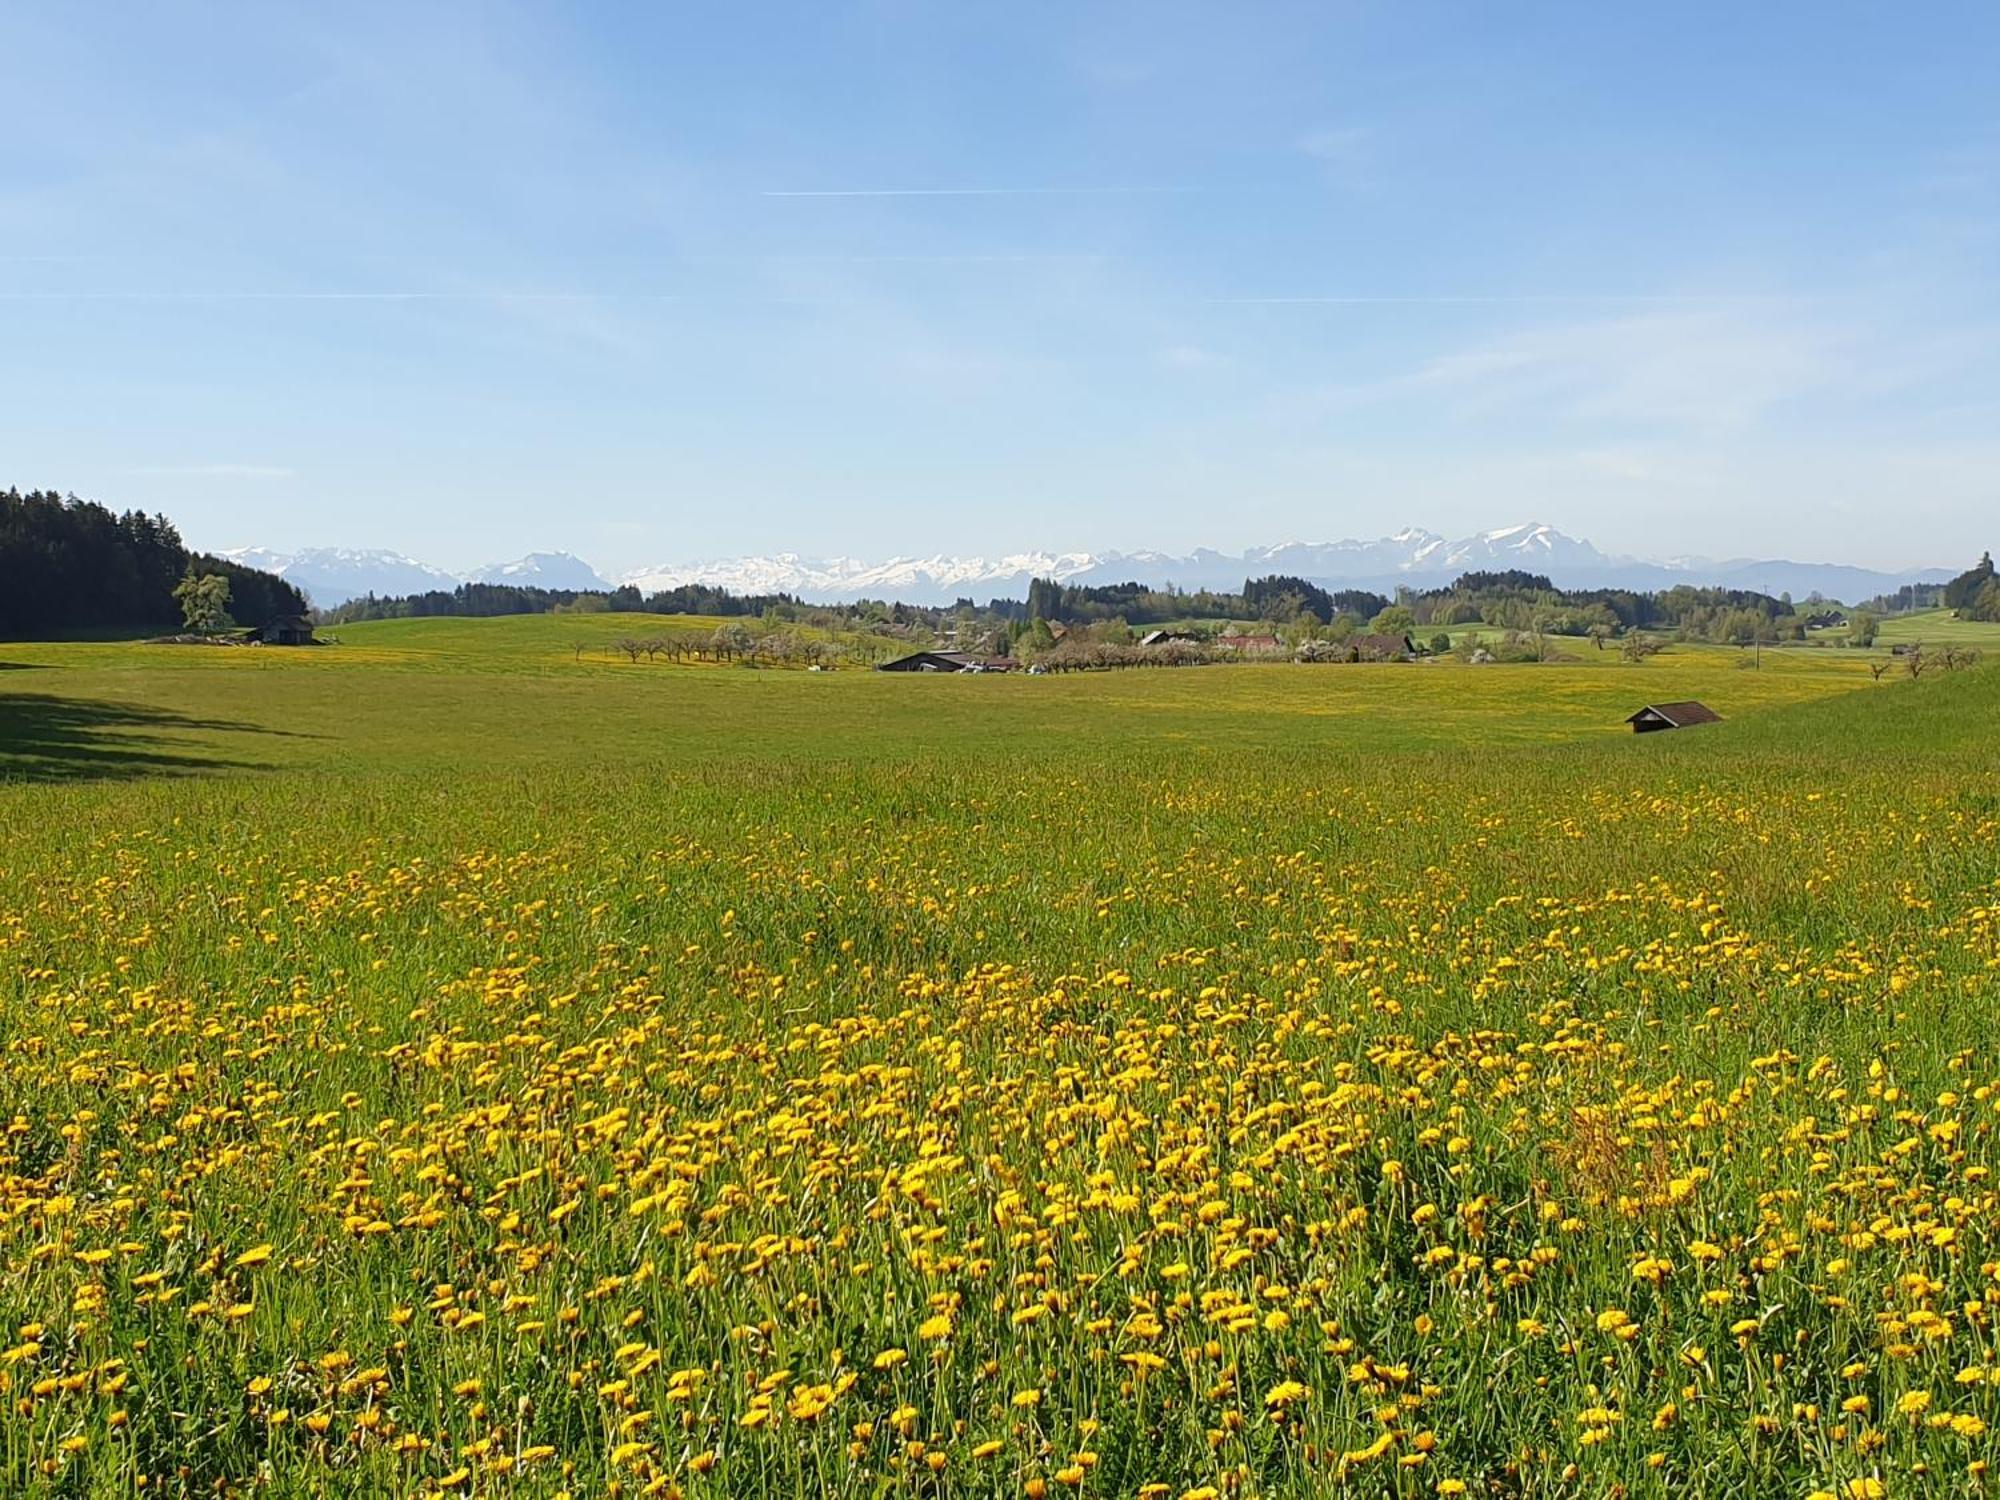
[1,618,1997,1497]
[0,614,1891,781]
[1873,608,2000,651]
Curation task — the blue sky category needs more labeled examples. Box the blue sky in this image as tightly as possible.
[3,1,1996,573]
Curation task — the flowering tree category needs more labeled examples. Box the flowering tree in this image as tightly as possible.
[173,570,232,635]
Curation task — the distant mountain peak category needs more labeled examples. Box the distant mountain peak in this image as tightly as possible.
[468,552,611,591]
[217,545,456,606]
[225,523,1952,608]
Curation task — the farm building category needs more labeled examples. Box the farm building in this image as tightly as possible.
[1138,629,1203,647]
[876,650,1014,673]
[1216,633,1282,655]
[255,614,318,646]
[1625,701,1721,733]
[1350,632,1416,661]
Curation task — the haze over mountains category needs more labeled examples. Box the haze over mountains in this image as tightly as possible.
[223,525,1955,610]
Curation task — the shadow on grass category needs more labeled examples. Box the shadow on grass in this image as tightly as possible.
[0,693,298,783]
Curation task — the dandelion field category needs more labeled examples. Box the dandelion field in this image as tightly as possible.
[2,627,1997,1497]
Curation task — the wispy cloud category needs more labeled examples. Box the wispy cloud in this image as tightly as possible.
[1302,307,1857,430]
[121,463,296,479]
[1074,56,1157,88]
[1296,125,1371,182]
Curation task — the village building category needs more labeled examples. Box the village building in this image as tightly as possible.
[1349,632,1416,661]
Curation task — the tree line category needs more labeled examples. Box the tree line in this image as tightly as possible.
[1018,571,1860,648]
[310,566,1873,660]
[603,626,899,668]
[1016,574,1392,626]
[0,489,305,640]
[323,580,815,622]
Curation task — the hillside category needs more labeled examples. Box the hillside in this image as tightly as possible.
[1873,607,2000,650]
[1,488,306,639]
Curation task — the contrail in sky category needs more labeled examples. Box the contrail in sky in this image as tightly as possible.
[761,186,1200,197]
[0,291,682,301]
[1205,294,1802,305]
[0,289,1793,305]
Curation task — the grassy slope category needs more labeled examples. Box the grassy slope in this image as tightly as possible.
[1874,607,2000,648]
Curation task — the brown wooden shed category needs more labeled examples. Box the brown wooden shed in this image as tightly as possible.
[1625,701,1721,733]
[256,614,318,646]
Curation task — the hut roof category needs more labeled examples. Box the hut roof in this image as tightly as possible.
[1626,700,1721,729]
[876,650,1013,673]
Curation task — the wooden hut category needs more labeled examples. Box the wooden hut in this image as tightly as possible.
[256,614,317,646]
[1625,701,1721,733]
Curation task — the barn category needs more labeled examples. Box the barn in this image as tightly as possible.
[255,614,318,646]
[876,650,1013,673]
[1625,701,1721,733]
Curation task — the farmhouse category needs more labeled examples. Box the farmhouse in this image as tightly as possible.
[1216,633,1282,655]
[1138,629,1203,647]
[1625,700,1721,733]
[876,650,1014,673]
[1350,632,1416,661]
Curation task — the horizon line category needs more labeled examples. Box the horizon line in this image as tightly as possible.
[193,535,1955,589]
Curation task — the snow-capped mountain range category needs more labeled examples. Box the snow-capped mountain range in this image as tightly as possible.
[218,547,614,605]
[223,525,1954,609]
[618,551,1101,602]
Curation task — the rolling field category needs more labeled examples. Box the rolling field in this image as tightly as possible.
[2,623,1998,1497]
[1874,610,2000,652]
[0,616,1885,779]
